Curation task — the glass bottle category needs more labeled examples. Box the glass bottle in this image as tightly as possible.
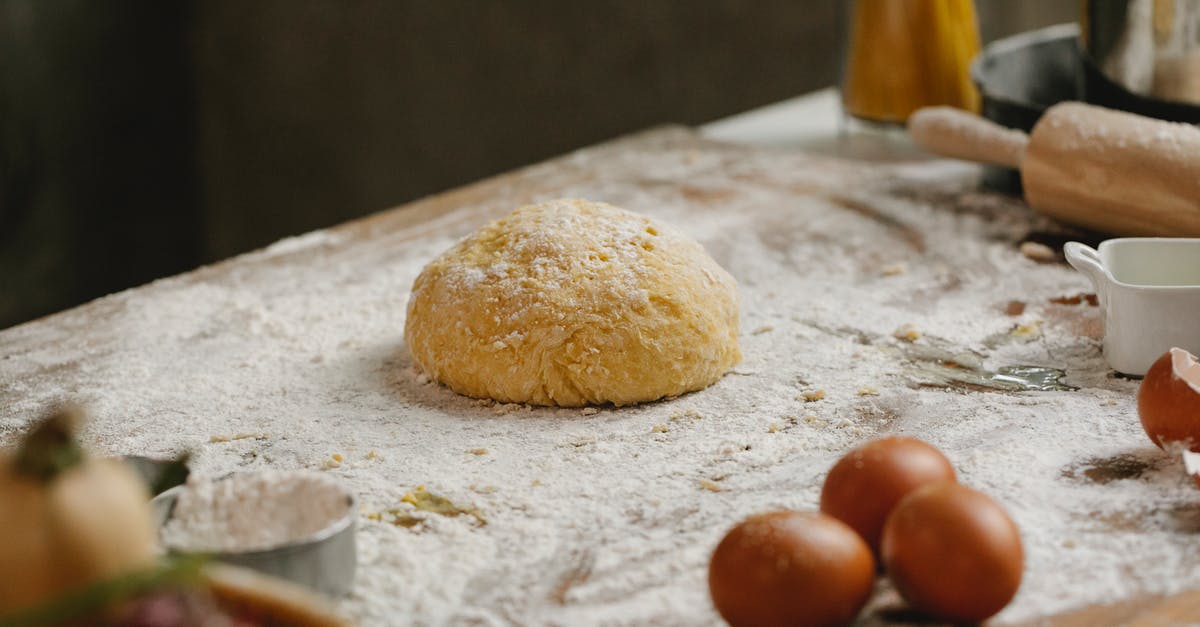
[841,0,982,124]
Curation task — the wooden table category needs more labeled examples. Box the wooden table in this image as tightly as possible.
[3,121,1200,625]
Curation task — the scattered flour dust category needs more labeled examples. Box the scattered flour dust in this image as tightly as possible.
[161,470,352,553]
[0,129,1195,625]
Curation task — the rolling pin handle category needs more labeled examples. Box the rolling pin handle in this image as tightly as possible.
[1063,242,1108,293]
[907,106,1027,169]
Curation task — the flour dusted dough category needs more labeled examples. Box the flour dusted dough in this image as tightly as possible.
[404,198,741,407]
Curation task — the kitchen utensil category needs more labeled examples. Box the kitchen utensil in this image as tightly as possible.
[123,455,190,496]
[1064,238,1200,375]
[152,482,357,597]
[970,23,1081,192]
[908,102,1200,236]
[204,563,349,627]
[1082,0,1200,114]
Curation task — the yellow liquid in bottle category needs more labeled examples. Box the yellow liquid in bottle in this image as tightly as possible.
[842,0,982,124]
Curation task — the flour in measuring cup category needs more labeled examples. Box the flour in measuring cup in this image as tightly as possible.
[161,470,352,553]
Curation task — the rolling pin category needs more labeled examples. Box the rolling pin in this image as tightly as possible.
[908,102,1200,237]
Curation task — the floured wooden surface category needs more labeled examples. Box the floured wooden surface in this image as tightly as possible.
[1,127,1197,625]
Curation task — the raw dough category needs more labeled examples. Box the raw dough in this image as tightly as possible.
[404,198,741,407]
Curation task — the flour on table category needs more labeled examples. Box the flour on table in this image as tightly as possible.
[0,129,1189,625]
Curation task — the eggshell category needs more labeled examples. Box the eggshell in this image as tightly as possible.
[882,483,1023,623]
[1138,348,1200,451]
[708,511,875,627]
[819,436,956,554]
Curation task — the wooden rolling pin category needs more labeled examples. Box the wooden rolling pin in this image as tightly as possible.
[908,102,1200,237]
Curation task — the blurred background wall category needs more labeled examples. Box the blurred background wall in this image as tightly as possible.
[0,1,1075,329]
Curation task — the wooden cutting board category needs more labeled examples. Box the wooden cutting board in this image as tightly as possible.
[1010,589,1200,627]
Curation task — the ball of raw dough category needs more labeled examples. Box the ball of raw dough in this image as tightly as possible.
[404,198,741,407]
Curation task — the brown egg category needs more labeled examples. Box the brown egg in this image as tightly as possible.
[708,511,875,627]
[882,483,1023,623]
[819,436,956,554]
[1138,347,1200,451]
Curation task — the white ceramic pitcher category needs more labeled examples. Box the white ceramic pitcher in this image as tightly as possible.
[1064,238,1200,376]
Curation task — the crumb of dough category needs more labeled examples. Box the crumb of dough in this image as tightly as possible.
[209,432,267,443]
[670,409,703,421]
[699,480,724,492]
[892,324,921,342]
[801,389,826,402]
[752,325,774,335]
[651,424,669,434]
[881,262,907,276]
[401,485,486,526]
[492,403,531,415]
[369,510,422,529]
[1012,321,1043,341]
[1020,241,1057,263]
[467,448,489,456]
[857,386,880,397]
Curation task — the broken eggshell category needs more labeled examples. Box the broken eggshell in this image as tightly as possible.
[1182,450,1200,489]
